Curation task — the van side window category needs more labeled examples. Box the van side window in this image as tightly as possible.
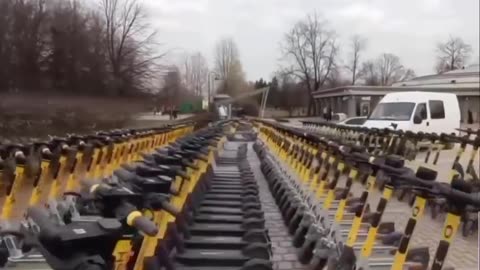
[429,100,445,119]
[415,103,427,119]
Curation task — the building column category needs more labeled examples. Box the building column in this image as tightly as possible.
[459,97,467,123]
[347,96,356,117]
[337,97,343,114]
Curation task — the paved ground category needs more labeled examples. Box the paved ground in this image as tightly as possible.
[126,113,193,129]
[134,113,192,121]
[249,143,308,270]
[252,138,479,270]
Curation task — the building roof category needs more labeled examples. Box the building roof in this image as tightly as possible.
[313,64,480,99]
[392,64,479,87]
[313,85,479,98]
[213,94,232,99]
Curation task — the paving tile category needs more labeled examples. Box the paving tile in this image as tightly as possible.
[251,141,479,270]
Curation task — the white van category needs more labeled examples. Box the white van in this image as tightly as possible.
[363,92,460,134]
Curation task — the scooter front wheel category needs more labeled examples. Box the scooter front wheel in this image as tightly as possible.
[310,256,328,270]
[462,220,476,237]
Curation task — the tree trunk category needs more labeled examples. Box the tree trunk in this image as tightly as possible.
[307,94,316,116]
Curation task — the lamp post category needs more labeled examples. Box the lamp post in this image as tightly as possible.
[207,71,220,109]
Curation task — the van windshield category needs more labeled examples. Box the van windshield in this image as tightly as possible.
[368,102,416,121]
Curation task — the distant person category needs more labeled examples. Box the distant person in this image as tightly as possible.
[362,106,369,116]
[327,107,333,122]
[323,107,328,120]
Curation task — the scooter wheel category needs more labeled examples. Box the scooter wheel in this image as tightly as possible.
[297,240,315,264]
[408,194,416,207]
[143,257,160,270]
[430,204,439,220]
[0,247,9,267]
[288,211,303,235]
[310,256,327,270]
[292,226,308,247]
[80,263,105,270]
[462,220,476,237]
[397,189,407,201]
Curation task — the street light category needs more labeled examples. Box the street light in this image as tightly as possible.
[207,71,221,109]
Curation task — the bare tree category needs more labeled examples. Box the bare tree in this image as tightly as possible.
[214,38,246,96]
[436,36,472,73]
[217,59,247,96]
[9,0,48,91]
[0,0,165,96]
[101,0,165,95]
[275,72,309,116]
[346,35,366,85]
[359,54,413,85]
[280,12,339,116]
[0,0,14,91]
[359,60,380,86]
[183,52,208,96]
[399,68,416,82]
[214,37,240,79]
[377,53,405,86]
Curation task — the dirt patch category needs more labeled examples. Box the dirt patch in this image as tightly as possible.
[0,94,150,142]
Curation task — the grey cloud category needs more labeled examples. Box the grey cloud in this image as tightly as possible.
[143,0,479,80]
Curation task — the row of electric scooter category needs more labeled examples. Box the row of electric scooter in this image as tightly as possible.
[302,121,480,237]
[0,120,274,270]
[252,120,480,270]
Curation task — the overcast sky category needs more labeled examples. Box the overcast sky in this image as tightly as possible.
[143,0,479,80]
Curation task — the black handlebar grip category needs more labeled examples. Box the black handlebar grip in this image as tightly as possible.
[128,212,158,236]
[467,192,480,208]
[196,153,209,162]
[85,182,112,195]
[114,168,137,182]
[177,170,189,180]
[352,152,370,161]
[161,200,180,216]
[182,160,199,170]
[26,207,59,240]
[451,178,472,193]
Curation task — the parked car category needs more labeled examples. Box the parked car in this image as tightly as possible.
[338,116,367,126]
[363,91,460,134]
[331,113,347,122]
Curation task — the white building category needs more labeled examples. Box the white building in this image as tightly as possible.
[313,64,480,123]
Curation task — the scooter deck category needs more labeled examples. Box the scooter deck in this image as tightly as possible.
[200,200,262,209]
[200,200,243,207]
[195,214,244,223]
[213,174,252,178]
[199,207,245,215]
[174,264,240,270]
[203,194,245,201]
[189,223,246,237]
[211,179,251,183]
[210,184,252,189]
[208,189,257,195]
[184,235,246,249]
[176,249,251,266]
